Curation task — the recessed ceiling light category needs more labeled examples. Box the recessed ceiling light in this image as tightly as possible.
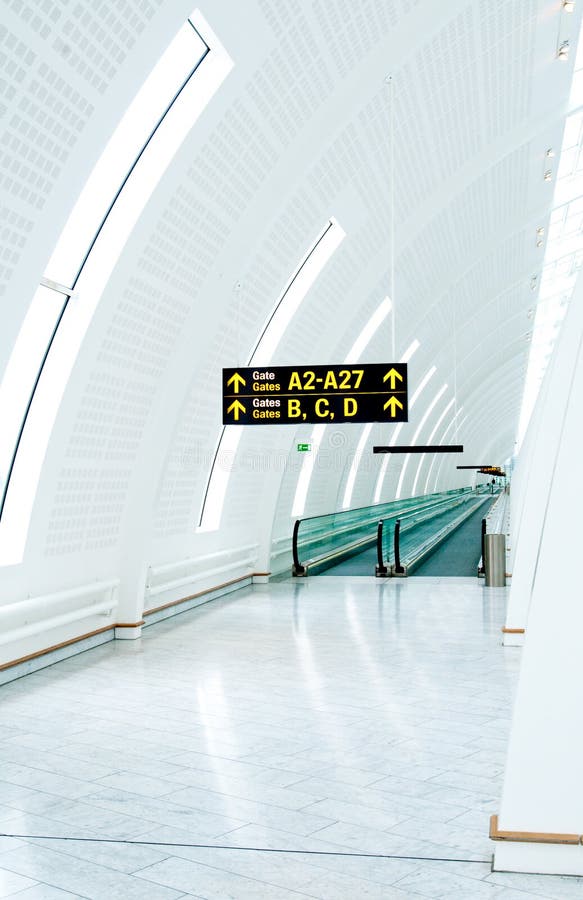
[536,239,543,247]
[536,227,545,236]
[544,169,553,181]
[546,148,555,157]
[558,40,570,60]
[563,1,575,12]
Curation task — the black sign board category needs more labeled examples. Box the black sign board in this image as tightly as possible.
[374,445,464,454]
[222,364,408,425]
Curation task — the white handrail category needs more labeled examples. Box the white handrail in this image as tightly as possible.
[486,492,508,534]
[145,560,254,597]
[0,599,115,647]
[0,579,119,615]
[148,545,258,578]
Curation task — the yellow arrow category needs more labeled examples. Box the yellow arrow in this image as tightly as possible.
[227,372,246,393]
[228,399,246,421]
[384,396,404,417]
[383,368,403,390]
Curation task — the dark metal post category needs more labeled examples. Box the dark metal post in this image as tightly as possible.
[292,519,307,576]
[393,519,405,575]
[478,517,486,576]
[375,520,389,577]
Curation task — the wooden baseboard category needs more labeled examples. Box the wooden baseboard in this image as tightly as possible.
[490,814,581,845]
[0,624,114,672]
[1,573,269,673]
[144,573,263,616]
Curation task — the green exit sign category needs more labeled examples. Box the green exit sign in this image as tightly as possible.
[297,443,311,452]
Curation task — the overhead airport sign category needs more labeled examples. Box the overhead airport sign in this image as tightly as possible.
[374,445,464,454]
[222,364,408,425]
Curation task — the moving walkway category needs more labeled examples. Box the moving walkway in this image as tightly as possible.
[292,487,496,577]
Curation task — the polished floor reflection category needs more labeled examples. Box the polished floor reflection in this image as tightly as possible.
[0,576,578,898]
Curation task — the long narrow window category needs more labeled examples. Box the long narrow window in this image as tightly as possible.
[429,412,469,493]
[292,296,392,518]
[199,219,346,531]
[372,347,428,503]
[423,408,465,495]
[45,20,209,288]
[0,10,232,565]
[410,396,455,495]
[395,382,447,499]
[0,285,67,509]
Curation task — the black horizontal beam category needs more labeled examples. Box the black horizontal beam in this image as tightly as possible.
[456,465,492,469]
[373,445,464,454]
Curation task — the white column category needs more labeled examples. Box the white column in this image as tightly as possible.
[502,286,583,646]
[493,295,583,875]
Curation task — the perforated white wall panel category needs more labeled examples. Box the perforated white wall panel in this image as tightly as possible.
[0,0,576,625]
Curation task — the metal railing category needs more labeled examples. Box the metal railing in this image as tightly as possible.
[377,489,492,576]
[292,488,476,576]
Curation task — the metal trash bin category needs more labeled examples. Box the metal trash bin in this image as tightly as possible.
[484,533,506,586]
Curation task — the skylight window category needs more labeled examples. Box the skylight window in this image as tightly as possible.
[395,383,447,499]
[0,11,233,565]
[200,220,346,531]
[341,423,373,510]
[345,296,392,363]
[373,359,434,503]
[291,424,326,519]
[45,18,209,288]
[411,396,455,496]
[250,220,346,366]
[423,408,465,495]
[291,295,390,518]
[0,285,66,509]
[429,412,469,493]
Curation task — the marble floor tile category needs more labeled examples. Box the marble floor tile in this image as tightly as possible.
[1,575,581,898]
[300,868,415,899]
[9,833,171,876]
[311,765,387,787]
[0,867,37,897]
[485,870,583,899]
[393,865,502,898]
[155,784,336,835]
[0,886,85,899]
[80,787,247,837]
[92,773,186,799]
[0,845,184,899]
[135,855,315,899]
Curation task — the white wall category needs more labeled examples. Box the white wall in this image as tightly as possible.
[0,0,576,668]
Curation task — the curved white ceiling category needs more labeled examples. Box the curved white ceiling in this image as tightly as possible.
[0,0,579,589]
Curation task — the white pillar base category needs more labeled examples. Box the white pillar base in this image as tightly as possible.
[494,842,583,876]
[502,630,525,647]
[114,623,143,640]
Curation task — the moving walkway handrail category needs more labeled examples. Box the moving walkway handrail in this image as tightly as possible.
[296,491,471,562]
[292,519,303,575]
[376,520,387,576]
[394,518,403,575]
[378,490,488,576]
[293,487,473,576]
